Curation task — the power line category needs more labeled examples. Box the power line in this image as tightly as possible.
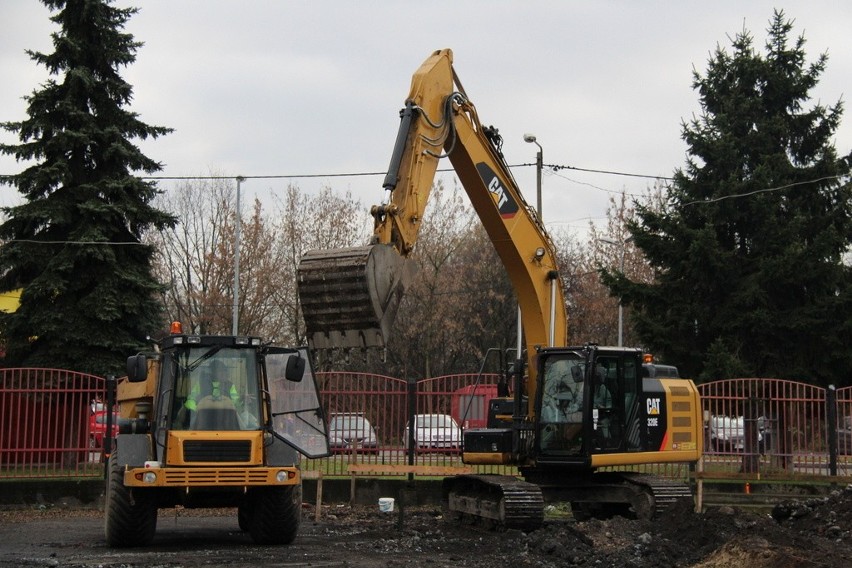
[1,162,673,183]
[545,163,674,182]
[3,164,846,207]
[680,176,846,207]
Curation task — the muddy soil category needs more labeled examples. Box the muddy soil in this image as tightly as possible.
[1,487,850,567]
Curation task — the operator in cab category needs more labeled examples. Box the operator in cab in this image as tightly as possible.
[185,361,240,413]
[540,356,585,453]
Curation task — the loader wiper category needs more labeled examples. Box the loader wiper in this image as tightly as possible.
[184,346,223,373]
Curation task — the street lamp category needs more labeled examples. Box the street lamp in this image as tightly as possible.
[518,134,546,354]
[523,133,543,218]
[598,236,633,347]
[233,176,245,336]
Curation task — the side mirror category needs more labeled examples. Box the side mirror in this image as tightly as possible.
[285,354,305,382]
[126,355,148,383]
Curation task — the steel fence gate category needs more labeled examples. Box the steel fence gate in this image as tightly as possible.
[0,368,107,479]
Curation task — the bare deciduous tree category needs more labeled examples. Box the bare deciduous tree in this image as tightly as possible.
[148,177,233,335]
[272,184,370,345]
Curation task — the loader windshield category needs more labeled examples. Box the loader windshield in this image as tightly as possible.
[171,348,261,431]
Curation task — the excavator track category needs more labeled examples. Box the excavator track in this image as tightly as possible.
[622,473,694,518]
[442,474,544,532]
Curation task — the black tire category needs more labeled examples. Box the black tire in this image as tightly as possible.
[248,485,302,545]
[238,500,252,532]
[104,450,158,547]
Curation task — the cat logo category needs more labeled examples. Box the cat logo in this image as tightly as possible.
[488,177,508,209]
[476,163,518,218]
[647,398,661,415]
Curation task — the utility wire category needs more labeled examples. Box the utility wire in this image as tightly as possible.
[2,163,847,216]
[130,162,673,182]
[679,176,845,207]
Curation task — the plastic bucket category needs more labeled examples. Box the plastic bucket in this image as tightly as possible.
[378,497,395,513]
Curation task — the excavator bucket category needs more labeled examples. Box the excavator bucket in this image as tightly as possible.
[296,244,417,350]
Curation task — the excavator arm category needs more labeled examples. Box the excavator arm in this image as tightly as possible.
[297,49,567,403]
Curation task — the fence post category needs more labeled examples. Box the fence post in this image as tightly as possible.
[827,385,837,477]
[104,374,116,479]
[406,377,417,471]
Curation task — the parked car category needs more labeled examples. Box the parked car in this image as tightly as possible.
[328,413,379,453]
[709,415,744,451]
[88,400,118,448]
[709,415,768,452]
[404,413,462,451]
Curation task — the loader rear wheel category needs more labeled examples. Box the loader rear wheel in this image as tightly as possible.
[104,450,157,547]
[248,485,301,545]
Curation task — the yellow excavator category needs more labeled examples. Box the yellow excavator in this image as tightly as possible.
[297,49,702,530]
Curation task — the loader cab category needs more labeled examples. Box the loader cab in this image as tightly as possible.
[534,346,644,462]
[125,329,330,465]
[168,345,262,432]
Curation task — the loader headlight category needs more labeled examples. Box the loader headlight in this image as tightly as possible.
[143,471,157,484]
[276,470,288,483]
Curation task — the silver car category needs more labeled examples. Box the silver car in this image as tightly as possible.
[404,414,462,451]
[328,413,379,453]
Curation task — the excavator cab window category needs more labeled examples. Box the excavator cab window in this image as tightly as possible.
[537,353,585,455]
[592,356,620,451]
[591,353,643,453]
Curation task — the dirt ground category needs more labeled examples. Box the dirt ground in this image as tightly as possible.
[1,487,850,567]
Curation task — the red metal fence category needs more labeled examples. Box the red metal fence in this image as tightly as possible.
[698,379,852,477]
[0,368,107,479]
[3,368,852,480]
[316,372,507,476]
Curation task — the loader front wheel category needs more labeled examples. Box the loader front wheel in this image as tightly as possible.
[248,485,301,545]
[104,450,157,547]
[238,500,252,532]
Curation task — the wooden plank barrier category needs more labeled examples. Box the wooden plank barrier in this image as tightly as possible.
[347,464,474,502]
[301,469,323,522]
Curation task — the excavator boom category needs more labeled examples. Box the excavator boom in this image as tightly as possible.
[297,49,566,396]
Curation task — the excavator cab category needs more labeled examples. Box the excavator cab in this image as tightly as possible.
[534,346,642,462]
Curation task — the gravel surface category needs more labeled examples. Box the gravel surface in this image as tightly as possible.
[1,487,851,567]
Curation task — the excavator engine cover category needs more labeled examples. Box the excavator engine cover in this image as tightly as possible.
[297,243,417,350]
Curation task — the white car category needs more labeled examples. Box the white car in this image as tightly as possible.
[404,414,462,451]
[709,415,745,450]
[709,415,768,452]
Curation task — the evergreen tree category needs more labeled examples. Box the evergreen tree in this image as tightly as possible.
[0,0,175,375]
[604,11,852,386]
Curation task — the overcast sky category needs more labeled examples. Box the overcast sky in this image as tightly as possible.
[1,1,849,240]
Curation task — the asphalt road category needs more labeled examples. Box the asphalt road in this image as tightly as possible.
[0,510,363,568]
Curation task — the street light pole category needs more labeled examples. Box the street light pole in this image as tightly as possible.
[523,133,543,218]
[233,176,245,336]
[598,236,632,347]
[517,133,546,356]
